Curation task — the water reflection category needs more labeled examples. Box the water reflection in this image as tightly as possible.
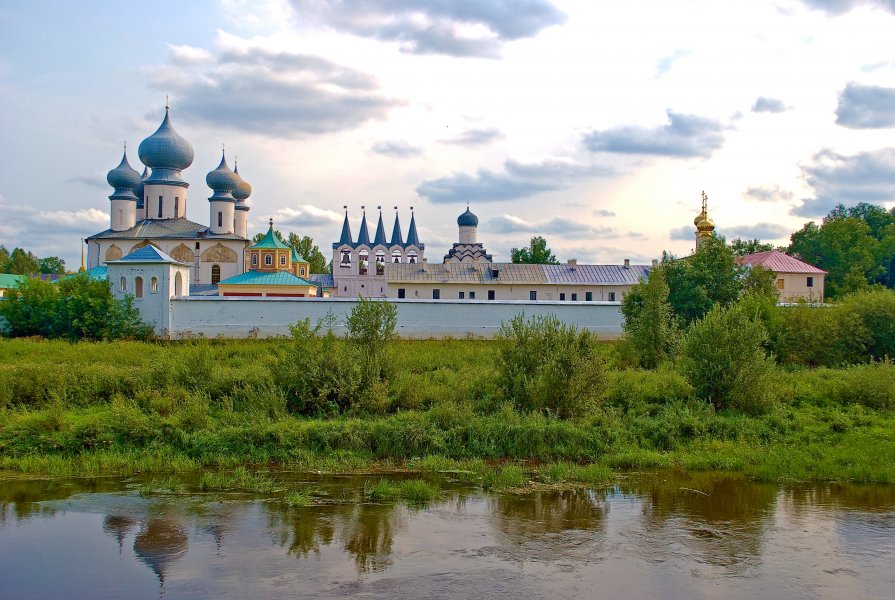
[133,516,189,584]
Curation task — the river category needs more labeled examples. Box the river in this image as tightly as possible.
[1,471,893,599]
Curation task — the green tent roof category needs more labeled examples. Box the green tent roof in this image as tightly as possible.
[252,225,290,249]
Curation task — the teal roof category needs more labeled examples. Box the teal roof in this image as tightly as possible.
[68,266,108,281]
[218,270,315,287]
[253,226,290,249]
[0,273,26,289]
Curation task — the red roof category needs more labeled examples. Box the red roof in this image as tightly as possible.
[737,250,826,274]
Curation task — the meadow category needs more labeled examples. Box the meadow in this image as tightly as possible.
[1,336,893,484]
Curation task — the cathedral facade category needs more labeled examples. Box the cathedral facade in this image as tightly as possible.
[86,106,251,286]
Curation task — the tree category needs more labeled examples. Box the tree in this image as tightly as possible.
[6,248,40,274]
[663,236,744,323]
[287,233,328,274]
[729,238,774,256]
[741,265,780,302]
[510,236,559,264]
[0,245,9,271]
[38,256,66,275]
[789,217,879,299]
[621,266,677,368]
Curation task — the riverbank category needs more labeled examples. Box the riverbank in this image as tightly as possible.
[1,338,894,483]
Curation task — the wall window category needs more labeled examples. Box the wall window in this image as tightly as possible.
[252,254,258,266]
[398,288,406,299]
[433,289,440,299]
[559,293,566,301]
[608,292,616,301]
[175,272,183,296]
[359,251,369,275]
[340,250,352,268]
[488,290,495,300]
[571,293,577,301]
[585,292,593,301]
[174,197,179,217]
[459,291,465,299]
[777,278,785,290]
[408,250,418,264]
[150,277,159,293]
[469,291,475,300]
[218,211,223,228]
[300,268,306,276]
[280,255,287,266]
[392,250,402,263]
[528,290,536,300]
[120,276,127,293]
[158,196,163,218]
[807,276,814,288]
[134,276,144,299]
[265,254,273,266]
[211,264,221,285]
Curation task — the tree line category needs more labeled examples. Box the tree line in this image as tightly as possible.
[0,245,66,275]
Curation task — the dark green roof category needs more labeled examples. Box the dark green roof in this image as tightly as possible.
[252,226,290,249]
[218,270,314,286]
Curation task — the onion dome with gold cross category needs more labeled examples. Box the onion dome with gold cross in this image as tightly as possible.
[106,145,141,200]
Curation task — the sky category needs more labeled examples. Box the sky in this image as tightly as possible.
[2,0,895,269]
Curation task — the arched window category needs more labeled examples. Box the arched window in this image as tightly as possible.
[300,267,306,276]
[120,276,127,293]
[280,255,287,267]
[134,276,144,299]
[392,250,402,263]
[150,277,159,293]
[375,250,385,275]
[408,250,418,264]
[211,264,221,285]
[358,251,368,275]
[175,272,183,296]
[265,254,273,266]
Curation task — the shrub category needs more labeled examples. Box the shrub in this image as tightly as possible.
[678,301,777,414]
[495,314,607,418]
[839,288,895,361]
[830,362,895,409]
[346,297,397,390]
[621,266,678,369]
[769,302,866,367]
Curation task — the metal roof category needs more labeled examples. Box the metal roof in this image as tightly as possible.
[217,270,314,286]
[385,262,651,285]
[0,273,25,289]
[737,250,826,274]
[87,218,246,241]
[307,273,334,288]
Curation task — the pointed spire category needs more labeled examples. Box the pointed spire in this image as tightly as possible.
[373,206,387,245]
[339,206,353,246]
[390,206,403,246]
[79,238,86,273]
[406,206,420,247]
[356,206,371,246]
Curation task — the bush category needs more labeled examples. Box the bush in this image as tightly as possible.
[346,298,397,390]
[839,288,895,361]
[495,314,607,418]
[678,301,777,414]
[769,302,866,367]
[621,266,678,368]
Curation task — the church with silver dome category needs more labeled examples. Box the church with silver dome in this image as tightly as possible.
[86,105,252,286]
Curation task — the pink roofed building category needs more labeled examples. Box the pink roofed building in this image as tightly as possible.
[737,250,826,302]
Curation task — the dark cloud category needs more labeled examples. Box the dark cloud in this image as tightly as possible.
[751,97,787,113]
[582,111,725,158]
[835,83,895,129]
[799,0,895,15]
[743,185,794,203]
[441,128,504,146]
[416,159,614,204]
[793,147,895,216]
[150,47,400,137]
[371,140,423,158]
[669,225,694,241]
[289,0,566,58]
[486,215,616,239]
[719,223,790,240]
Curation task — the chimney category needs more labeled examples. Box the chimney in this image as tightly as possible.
[624,258,630,269]
[651,259,658,267]
[567,258,577,267]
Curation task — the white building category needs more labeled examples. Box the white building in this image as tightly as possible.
[86,106,251,286]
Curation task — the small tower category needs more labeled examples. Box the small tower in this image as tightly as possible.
[106,144,141,231]
[232,159,252,239]
[457,205,478,244]
[694,191,715,250]
[206,148,237,235]
[138,103,195,220]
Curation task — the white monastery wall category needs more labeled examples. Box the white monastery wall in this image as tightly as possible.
[168,297,624,339]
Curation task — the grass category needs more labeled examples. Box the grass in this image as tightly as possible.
[283,489,316,507]
[1,337,895,485]
[364,478,440,503]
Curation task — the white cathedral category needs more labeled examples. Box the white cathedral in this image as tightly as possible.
[86,106,252,286]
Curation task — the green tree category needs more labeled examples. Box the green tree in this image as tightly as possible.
[789,217,879,299]
[729,238,774,256]
[0,245,10,271]
[287,233,328,274]
[621,266,677,368]
[7,248,40,274]
[346,297,397,392]
[38,256,66,275]
[510,236,559,264]
[663,236,744,323]
[741,265,780,301]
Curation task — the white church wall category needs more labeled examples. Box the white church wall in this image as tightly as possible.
[167,297,624,339]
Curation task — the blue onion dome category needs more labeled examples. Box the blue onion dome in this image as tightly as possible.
[457,207,478,227]
[232,162,252,200]
[206,151,238,192]
[133,166,149,207]
[107,148,142,191]
[138,107,195,170]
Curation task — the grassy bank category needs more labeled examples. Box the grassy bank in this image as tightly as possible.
[1,338,894,484]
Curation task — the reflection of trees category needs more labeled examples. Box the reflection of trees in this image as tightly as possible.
[266,504,338,559]
[782,483,895,514]
[620,472,777,572]
[0,478,120,523]
[341,503,403,573]
[133,517,189,585]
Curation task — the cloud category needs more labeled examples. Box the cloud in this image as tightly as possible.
[270,205,343,228]
[751,97,787,113]
[288,0,566,58]
[441,128,504,146]
[669,225,694,241]
[168,44,213,65]
[835,83,895,129]
[656,49,689,76]
[798,0,895,15]
[416,159,614,204]
[743,185,794,203]
[0,195,108,263]
[486,214,616,239]
[149,43,400,137]
[371,140,423,158]
[66,173,110,190]
[593,209,616,217]
[793,147,895,216]
[719,223,790,240]
[582,111,725,158]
